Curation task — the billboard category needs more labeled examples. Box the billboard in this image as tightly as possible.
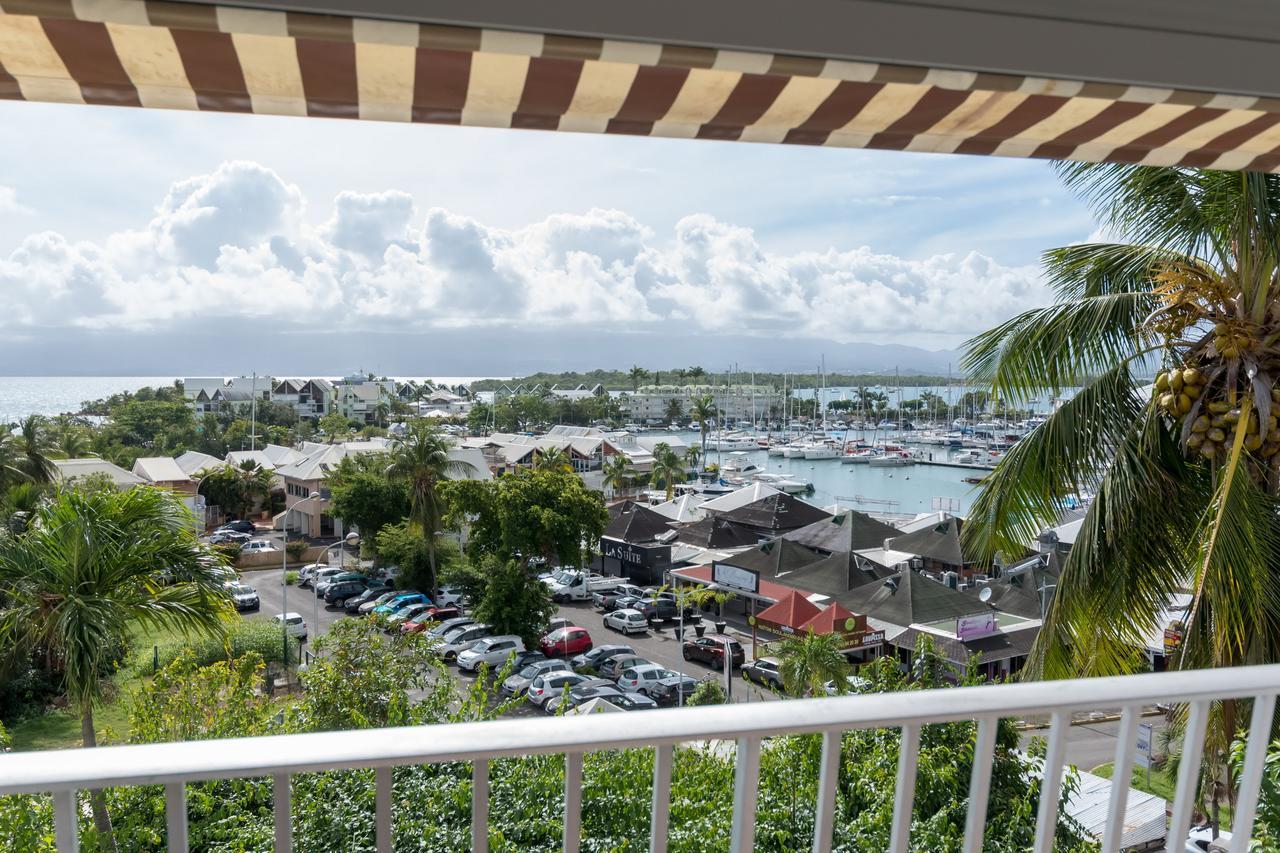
[956,612,997,642]
[712,562,759,593]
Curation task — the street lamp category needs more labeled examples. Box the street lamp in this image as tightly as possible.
[312,531,360,640]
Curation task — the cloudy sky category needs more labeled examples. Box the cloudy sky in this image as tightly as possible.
[0,99,1098,376]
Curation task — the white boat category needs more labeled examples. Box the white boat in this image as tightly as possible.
[780,444,808,458]
[753,472,812,494]
[842,449,880,464]
[721,452,762,476]
[868,452,913,467]
[803,441,840,460]
[766,445,786,457]
[708,432,759,451]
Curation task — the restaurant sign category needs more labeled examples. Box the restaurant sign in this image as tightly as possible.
[956,612,997,642]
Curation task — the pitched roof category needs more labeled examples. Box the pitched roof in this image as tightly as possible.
[226,450,275,470]
[175,450,222,476]
[605,501,675,543]
[673,516,759,549]
[887,625,1039,664]
[840,569,988,629]
[718,538,820,579]
[698,482,782,514]
[755,589,823,630]
[716,493,830,533]
[649,493,708,522]
[131,457,190,483]
[783,510,902,554]
[52,458,145,487]
[799,602,859,636]
[776,550,894,598]
[886,515,967,566]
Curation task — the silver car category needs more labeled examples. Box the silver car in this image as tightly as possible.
[437,624,492,661]
[502,659,570,697]
[525,672,590,709]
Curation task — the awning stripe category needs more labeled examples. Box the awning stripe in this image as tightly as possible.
[0,0,1279,169]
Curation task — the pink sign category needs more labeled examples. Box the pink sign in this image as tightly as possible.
[956,612,997,642]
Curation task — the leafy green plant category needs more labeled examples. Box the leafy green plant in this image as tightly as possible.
[124,620,288,678]
[284,570,299,586]
[285,539,308,562]
[687,679,726,706]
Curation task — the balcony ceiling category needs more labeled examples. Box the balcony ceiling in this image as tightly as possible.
[3,0,1280,170]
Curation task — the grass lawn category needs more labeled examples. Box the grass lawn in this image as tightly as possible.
[1092,760,1232,825]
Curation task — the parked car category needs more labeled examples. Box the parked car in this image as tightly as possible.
[298,562,328,588]
[438,624,493,661]
[323,578,376,606]
[435,585,466,607]
[344,584,392,613]
[241,539,278,554]
[742,657,784,690]
[308,567,346,592]
[546,681,659,714]
[591,691,658,711]
[609,595,643,613]
[218,519,256,534]
[603,608,649,635]
[597,654,650,680]
[525,671,590,709]
[272,612,307,641]
[509,649,547,671]
[637,597,696,624]
[539,626,593,657]
[682,635,745,669]
[316,571,367,595]
[823,676,871,696]
[456,636,526,673]
[648,673,700,706]
[400,605,463,633]
[384,601,433,629]
[616,664,681,696]
[543,569,624,603]
[1186,826,1231,852]
[372,592,429,616]
[226,582,259,612]
[545,616,573,634]
[592,584,647,610]
[501,659,570,698]
[208,530,250,545]
[426,616,475,640]
[569,644,634,673]
[358,590,401,614]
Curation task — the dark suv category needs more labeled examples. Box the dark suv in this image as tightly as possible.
[637,597,695,624]
[681,635,745,669]
[326,579,384,607]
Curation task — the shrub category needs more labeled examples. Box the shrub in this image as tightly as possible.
[687,679,726,706]
[284,570,299,586]
[285,539,308,562]
[126,620,291,677]
[212,541,242,563]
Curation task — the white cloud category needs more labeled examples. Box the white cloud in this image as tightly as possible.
[0,185,31,216]
[0,161,1052,346]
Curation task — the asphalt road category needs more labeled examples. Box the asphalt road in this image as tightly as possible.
[1020,714,1168,773]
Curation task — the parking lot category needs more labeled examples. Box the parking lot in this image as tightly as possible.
[233,568,778,706]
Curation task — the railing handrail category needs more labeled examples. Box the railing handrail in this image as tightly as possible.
[4,662,1279,796]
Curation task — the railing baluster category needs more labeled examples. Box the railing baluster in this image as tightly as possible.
[472,760,489,853]
[962,717,998,853]
[1230,694,1277,852]
[1102,706,1140,853]
[564,752,584,853]
[730,737,762,853]
[812,730,841,853]
[889,724,921,853]
[375,767,393,853]
[650,744,674,853]
[273,773,292,853]
[165,782,188,853]
[53,789,78,853]
[1032,710,1070,853]
[1167,700,1210,853]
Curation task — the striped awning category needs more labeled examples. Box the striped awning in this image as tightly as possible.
[4,0,1280,171]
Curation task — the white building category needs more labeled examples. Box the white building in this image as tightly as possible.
[619,384,784,424]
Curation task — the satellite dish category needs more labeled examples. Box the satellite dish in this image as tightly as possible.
[978,586,993,603]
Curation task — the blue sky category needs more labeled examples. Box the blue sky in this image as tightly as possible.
[0,99,1099,375]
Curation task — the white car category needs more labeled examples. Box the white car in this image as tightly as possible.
[456,636,525,673]
[525,671,590,708]
[438,624,493,661]
[435,586,466,608]
[823,676,872,696]
[241,539,279,553]
[309,567,345,592]
[616,663,677,696]
[297,562,328,588]
[1186,826,1231,852]
[272,612,307,641]
[603,608,648,635]
[427,616,475,640]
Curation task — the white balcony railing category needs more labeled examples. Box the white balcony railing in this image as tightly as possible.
[3,664,1278,853]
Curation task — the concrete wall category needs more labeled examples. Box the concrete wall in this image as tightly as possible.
[236,545,326,570]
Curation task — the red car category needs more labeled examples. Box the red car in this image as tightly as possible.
[539,626,593,657]
[400,605,463,633]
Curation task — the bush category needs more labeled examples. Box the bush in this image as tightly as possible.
[212,541,242,563]
[285,539,308,562]
[687,679,726,706]
[126,620,291,677]
[284,570,299,586]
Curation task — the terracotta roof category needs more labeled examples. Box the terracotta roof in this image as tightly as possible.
[799,602,859,636]
[755,589,823,631]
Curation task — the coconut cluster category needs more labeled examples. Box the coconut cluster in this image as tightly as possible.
[1155,366,1280,460]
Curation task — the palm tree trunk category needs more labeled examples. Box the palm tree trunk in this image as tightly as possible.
[81,708,118,853]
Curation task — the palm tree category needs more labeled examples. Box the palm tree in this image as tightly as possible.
[15,415,55,483]
[535,446,572,473]
[0,486,231,850]
[601,454,633,498]
[963,164,1280,770]
[688,366,706,382]
[683,445,702,472]
[373,400,391,427]
[650,442,686,500]
[386,424,475,599]
[49,426,92,460]
[2,482,43,535]
[664,398,684,423]
[628,365,650,391]
[0,430,29,492]
[777,629,851,697]
[689,394,718,462]
[235,460,273,517]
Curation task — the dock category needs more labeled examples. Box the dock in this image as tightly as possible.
[914,459,997,472]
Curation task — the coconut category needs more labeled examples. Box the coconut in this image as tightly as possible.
[1170,372,1185,393]
[1209,401,1231,414]
[1246,434,1264,451]
[1182,367,1202,385]
[1192,415,1211,433]
[1178,394,1193,414]
[1184,383,1202,399]
[1208,428,1227,443]
[1187,433,1205,449]
[1200,443,1219,459]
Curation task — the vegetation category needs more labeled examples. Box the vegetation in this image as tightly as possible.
[325,452,410,553]
[0,631,1092,852]
[471,556,557,646]
[777,629,853,698]
[649,442,687,501]
[195,461,273,520]
[0,486,232,849]
[469,369,955,393]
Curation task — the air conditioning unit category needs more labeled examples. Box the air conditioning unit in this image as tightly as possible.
[958,582,971,592]
[910,556,924,570]
[974,577,991,588]
[943,571,959,589]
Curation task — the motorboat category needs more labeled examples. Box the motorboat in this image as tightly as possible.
[868,451,913,467]
[708,432,759,451]
[753,472,813,493]
[803,441,840,460]
[721,452,762,476]
[842,449,881,464]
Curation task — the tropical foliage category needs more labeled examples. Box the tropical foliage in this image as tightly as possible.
[195,461,273,520]
[689,395,718,463]
[471,555,557,646]
[777,629,853,697]
[649,442,687,501]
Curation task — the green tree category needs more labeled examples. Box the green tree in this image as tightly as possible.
[195,462,272,520]
[318,410,354,439]
[471,556,557,646]
[386,424,475,598]
[0,486,231,850]
[466,401,492,434]
[601,454,633,498]
[777,628,851,698]
[689,394,718,463]
[664,398,683,422]
[650,442,686,501]
[687,365,706,382]
[13,416,56,484]
[326,454,409,548]
[534,446,572,473]
[627,365,650,391]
